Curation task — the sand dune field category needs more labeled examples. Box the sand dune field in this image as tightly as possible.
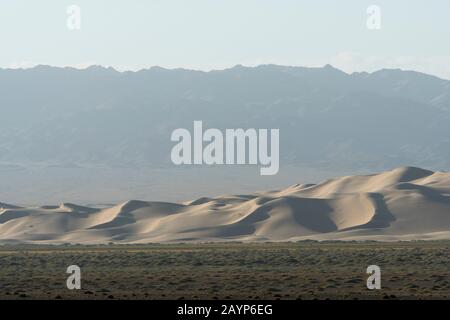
[1,167,450,244]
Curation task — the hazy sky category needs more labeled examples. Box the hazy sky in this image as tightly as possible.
[1,0,450,79]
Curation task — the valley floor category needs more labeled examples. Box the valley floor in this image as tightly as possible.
[0,242,449,300]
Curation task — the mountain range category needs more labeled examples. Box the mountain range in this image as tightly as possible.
[1,64,450,170]
[1,64,450,204]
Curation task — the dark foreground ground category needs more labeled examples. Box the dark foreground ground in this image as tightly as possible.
[0,241,449,300]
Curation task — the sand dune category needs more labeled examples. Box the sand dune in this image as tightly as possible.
[1,167,450,244]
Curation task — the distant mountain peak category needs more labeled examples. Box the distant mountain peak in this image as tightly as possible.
[323,63,335,69]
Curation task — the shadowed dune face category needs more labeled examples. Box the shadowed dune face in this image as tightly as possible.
[1,166,450,243]
[0,210,31,224]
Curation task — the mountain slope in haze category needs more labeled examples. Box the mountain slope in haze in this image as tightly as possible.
[1,64,450,171]
[1,167,450,244]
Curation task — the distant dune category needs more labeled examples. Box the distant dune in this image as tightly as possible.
[1,167,450,244]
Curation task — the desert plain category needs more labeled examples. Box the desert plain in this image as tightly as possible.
[0,241,449,300]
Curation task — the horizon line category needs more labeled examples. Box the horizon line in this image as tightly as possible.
[1,63,448,81]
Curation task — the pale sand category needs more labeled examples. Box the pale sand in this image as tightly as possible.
[1,166,450,244]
